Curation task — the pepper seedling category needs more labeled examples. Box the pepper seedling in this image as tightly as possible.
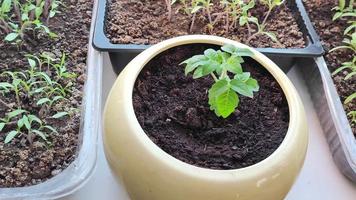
[180,44,259,118]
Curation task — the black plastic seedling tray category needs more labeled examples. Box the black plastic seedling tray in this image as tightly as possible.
[93,0,324,74]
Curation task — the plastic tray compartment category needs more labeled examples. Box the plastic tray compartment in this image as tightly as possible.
[0,0,102,199]
[92,0,324,74]
[299,57,356,182]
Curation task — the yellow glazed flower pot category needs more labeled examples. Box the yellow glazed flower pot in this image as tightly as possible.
[103,35,308,200]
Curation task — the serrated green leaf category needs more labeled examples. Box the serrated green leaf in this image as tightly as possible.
[246,78,260,92]
[224,56,243,74]
[216,89,239,118]
[208,79,230,98]
[221,44,237,54]
[231,79,254,98]
[5,130,18,143]
[204,49,218,60]
[234,72,251,82]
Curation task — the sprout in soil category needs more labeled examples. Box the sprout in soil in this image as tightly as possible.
[1,0,60,45]
[0,51,77,144]
[332,0,356,21]
[180,44,259,118]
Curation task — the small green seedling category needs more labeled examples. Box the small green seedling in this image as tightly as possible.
[332,0,356,21]
[332,56,356,80]
[330,32,356,53]
[2,0,59,44]
[180,44,259,118]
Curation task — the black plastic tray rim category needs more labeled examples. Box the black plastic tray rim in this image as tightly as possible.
[93,0,324,57]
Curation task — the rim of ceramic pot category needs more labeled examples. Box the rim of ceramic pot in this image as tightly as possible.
[116,35,305,181]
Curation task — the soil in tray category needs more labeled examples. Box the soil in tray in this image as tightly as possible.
[105,0,306,48]
[133,44,289,169]
[304,0,356,136]
[0,0,93,187]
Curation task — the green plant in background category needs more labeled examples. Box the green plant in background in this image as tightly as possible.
[330,32,356,52]
[332,0,356,21]
[243,0,283,45]
[0,51,77,144]
[219,0,254,34]
[332,56,356,80]
[0,109,57,144]
[0,0,60,44]
[330,1,356,125]
[0,0,11,33]
[180,44,259,118]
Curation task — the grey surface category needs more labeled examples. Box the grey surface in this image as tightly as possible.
[62,53,356,200]
[300,57,356,182]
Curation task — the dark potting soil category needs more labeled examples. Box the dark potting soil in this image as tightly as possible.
[304,0,356,136]
[133,44,289,169]
[105,0,306,48]
[0,0,93,187]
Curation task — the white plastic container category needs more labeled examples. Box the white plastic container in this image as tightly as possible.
[0,0,102,199]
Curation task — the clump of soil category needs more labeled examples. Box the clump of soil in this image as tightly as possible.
[0,0,93,187]
[133,44,289,169]
[105,0,306,48]
[304,0,355,136]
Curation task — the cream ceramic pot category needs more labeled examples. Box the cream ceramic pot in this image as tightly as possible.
[103,35,308,200]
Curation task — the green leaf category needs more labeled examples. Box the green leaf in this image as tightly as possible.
[345,93,356,104]
[192,67,204,79]
[43,125,58,133]
[0,122,5,131]
[263,32,279,43]
[224,56,243,74]
[28,115,42,125]
[7,109,26,119]
[246,78,260,92]
[32,130,47,141]
[204,49,218,60]
[37,98,51,105]
[5,130,18,144]
[333,12,343,21]
[0,82,14,89]
[22,115,31,130]
[216,89,239,118]
[4,33,19,42]
[191,6,203,13]
[221,44,237,54]
[184,60,209,75]
[1,0,11,13]
[17,117,24,129]
[28,58,36,68]
[208,79,230,98]
[234,72,251,82]
[230,79,254,98]
[52,112,68,119]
